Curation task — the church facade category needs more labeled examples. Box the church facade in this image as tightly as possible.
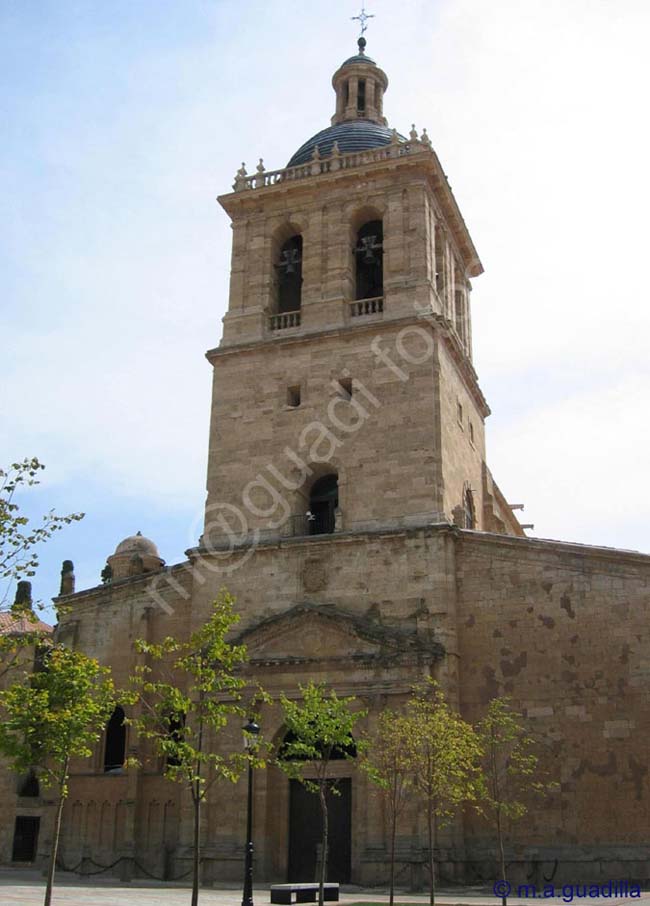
[3,39,649,887]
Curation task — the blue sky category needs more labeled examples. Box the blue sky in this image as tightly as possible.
[2,0,649,623]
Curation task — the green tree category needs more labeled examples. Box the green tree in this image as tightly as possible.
[0,458,84,675]
[0,644,116,906]
[129,591,254,906]
[406,679,483,906]
[476,697,554,899]
[277,682,366,906]
[0,458,83,609]
[359,709,414,906]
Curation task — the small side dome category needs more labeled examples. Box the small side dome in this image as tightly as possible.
[105,531,165,581]
[114,532,160,558]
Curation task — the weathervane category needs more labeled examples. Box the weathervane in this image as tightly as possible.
[352,4,375,38]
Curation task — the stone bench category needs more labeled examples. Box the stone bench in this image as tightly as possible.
[270,883,340,904]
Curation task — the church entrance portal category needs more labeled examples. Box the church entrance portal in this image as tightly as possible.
[288,779,351,883]
[12,816,40,862]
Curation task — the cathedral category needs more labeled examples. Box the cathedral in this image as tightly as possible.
[2,36,649,888]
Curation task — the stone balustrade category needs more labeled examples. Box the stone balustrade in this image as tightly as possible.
[269,311,301,331]
[349,296,384,317]
[233,138,429,193]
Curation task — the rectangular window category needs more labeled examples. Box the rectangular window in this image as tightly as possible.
[12,816,40,862]
[287,386,301,408]
[435,225,445,297]
[338,378,353,400]
[469,421,475,445]
[457,401,463,426]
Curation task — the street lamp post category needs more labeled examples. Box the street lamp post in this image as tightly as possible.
[242,718,260,906]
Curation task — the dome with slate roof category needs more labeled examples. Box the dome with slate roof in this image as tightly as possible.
[288,121,406,167]
[287,37,406,168]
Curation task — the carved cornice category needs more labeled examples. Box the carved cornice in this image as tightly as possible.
[219,145,483,279]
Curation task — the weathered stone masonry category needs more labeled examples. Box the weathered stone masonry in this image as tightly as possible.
[2,35,648,887]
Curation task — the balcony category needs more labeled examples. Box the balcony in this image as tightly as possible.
[348,296,384,318]
[269,311,301,331]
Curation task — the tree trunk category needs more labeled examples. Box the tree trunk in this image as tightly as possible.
[492,744,507,906]
[318,782,329,906]
[496,804,507,906]
[191,791,201,906]
[43,762,68,906]
[191,705,205,906]
[389,802,397,906]
[427,799,436,906]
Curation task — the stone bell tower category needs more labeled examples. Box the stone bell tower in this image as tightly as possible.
[190,39,524,883]
[203,37,522,546]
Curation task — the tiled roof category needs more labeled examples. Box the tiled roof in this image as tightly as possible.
[287,120,406,168]
[0,611,53,636]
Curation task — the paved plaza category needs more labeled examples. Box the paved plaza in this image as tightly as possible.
[1,874,649,906]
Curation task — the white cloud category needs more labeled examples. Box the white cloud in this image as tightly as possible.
[2,0,649,576]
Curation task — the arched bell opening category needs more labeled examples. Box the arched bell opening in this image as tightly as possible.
[463,485,476,530]
[454,288,466,345]
[275,234,303,314]
[306,474,339,536]
[354,220,383,301]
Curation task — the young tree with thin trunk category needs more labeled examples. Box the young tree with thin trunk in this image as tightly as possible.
[359,709,414,906]
[406,679,483,906]
[0,457,83,674]
[0,644,116,906]
[277,682,366,906]
[129,591,254,906]
[476,697,554,902]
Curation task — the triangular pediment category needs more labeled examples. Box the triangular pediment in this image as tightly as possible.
[235,603,443,666]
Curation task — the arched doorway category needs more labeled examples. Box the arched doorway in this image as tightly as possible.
[279,729,354,883]
[288,779,351,883]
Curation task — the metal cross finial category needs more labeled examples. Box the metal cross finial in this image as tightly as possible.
[352,4,374,37]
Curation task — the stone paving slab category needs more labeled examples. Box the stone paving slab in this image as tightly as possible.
[1,875,649,906]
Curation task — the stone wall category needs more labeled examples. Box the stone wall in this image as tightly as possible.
[456,531,650,883]
[205,322,447,542]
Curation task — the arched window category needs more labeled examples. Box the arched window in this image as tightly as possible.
[463,487,476,530]
[355,220,383,301]
[104,706,126,773]
[166,712,186,768]
[276,235,303,313]
[279,728,357,761]
[18,770,39,798]
[307,474,338,536]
